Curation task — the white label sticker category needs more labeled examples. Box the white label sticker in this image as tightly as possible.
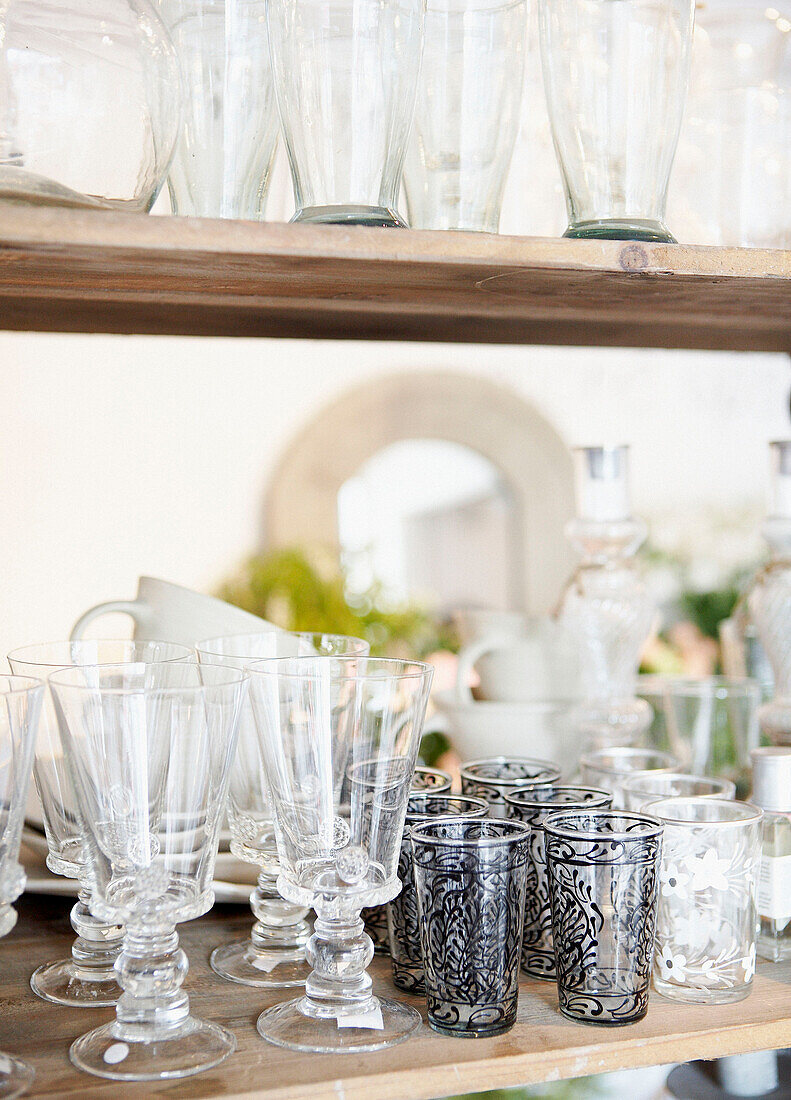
[103,1043,130,1065]
[337,1006,385,1030]
[758,854,791,923]
[250,956,283,973]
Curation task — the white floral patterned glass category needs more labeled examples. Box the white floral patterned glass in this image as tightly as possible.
[650,797,762,1005]
[7,640,193,1009]
[196,632,369,988]
[49,662,246,1081]
[621,772,736,812]
[246,656,433,1053]
[578,747,681,808]
[0,674,43,1099]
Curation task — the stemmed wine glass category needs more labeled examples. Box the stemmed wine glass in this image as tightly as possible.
[7,641,193,1007]
[196,632,369,987]
[49,662,246,1081]
[247,655,433,1053]
[0,674,43,1099]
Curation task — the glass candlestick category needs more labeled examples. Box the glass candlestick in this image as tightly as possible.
[557,445,655,750]
[748,441,791,746]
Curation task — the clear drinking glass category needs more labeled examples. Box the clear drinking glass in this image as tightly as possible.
[0,0,180,210]
[7,640,193,1009]
[159,0,280,218]
[196,632,369,988]
[49,662,246,1081]
[403,0,527,233]
[0,675,43,1100]
[637,677,761,799]
[247,656,433,1053]
[459,756,561,817]
[544,810,663,1024]
[650,797,762,1005]
[504,786,612,979]
[387,793,488,993]
[621,772,736,811]
[267,0,424,226]
[538,0,695,241]
[411,817,531,1037]
[578,747,681,808]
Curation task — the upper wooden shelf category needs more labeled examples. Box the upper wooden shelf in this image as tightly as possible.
[0,206,790,349]
[9,895,791,1099]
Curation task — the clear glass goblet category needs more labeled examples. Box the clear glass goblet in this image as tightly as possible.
[267,0,424,226]
[539,0,695,241]
[403,0,527,233]
[7,641,193,1008]
[247,655,434,1053]
[49,662,246,1082]
[159,0,280,218]
[196,632,369,988]
[0,674,43,1099]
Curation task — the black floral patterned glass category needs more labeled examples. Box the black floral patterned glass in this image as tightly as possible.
[388,794,488,994]
[410,817,531,1038]
[504,787,612,980]
[544,810,663,1026]
[365,766,453,952]
[459,757,561,818]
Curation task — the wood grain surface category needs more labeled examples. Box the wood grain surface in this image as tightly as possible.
[1,895,789,1099]
[0,207,789,348]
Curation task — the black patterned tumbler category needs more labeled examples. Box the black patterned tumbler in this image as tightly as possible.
[410,817,530,1037]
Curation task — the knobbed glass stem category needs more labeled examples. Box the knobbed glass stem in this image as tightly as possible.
[115,926,189,1036]
[303,913,375,1019]
[210,868,311,987]
[31,889,123,1006]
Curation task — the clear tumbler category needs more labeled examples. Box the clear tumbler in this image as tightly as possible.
[539,0,695,241]
[267,0,424,225]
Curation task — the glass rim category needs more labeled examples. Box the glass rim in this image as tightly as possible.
[637,674,761,699]
[410,815,530,848]
[406,794,489,821]
[0,673,45,696]
[645,796,763,827]
[8,639,194,669]
[426,0,525,12]
[577,747,679,775]
[46,661,246,695]
[543,808,663,843]
[195,630,369,658]
[620,771,735,794]
[244,655,433,682]
[504,785,612,810]
[458,756,561,785]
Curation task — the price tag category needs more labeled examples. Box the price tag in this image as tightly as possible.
[337,1005,384,1030]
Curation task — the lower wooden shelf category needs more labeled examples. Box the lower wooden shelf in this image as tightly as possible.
[2,895,789,1099]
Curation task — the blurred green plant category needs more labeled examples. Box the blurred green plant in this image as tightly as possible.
[217,546,458,659]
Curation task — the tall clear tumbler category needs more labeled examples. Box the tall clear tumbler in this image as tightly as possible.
[267,0,424,226]
[403,0,527,233]
[0,675,42,1099]
[196,631,369,988]
[539,0,695,241]
[159,0,280,218]
[49,662,246,1081]
[247,656,433,1053]
[7,640,193,1008]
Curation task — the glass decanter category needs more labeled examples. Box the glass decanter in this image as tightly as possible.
[0,0,180,210]
[557,445,655,749]
[748,441,791,745]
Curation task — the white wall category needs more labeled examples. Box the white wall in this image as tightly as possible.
[0,332,788,659]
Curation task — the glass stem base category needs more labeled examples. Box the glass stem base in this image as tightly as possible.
[564,218,675,243]
[256,911,421,1053]
[31,890,123,1007]
[70,925,235,1081]
[210,870,311,988]
[291,204,407,228]
[0,1052,34,1099]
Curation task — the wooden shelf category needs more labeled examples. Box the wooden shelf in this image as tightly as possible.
[0,207,789,348]
[6,895,791,1098]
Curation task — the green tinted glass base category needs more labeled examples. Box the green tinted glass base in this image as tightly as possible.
[564,219,676,243]
[292,205,407,228]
